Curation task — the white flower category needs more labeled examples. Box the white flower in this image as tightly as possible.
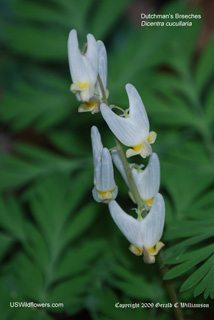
[108,193,165,263]
[111,151,160,209]
[79,40,109,113]
[132,153,160,209]
[111,149,130,187]
[91,126,103,173]
[91,126,118,203]
[100,84,157,158]
[96,40,108,102]
[68,29,98,103]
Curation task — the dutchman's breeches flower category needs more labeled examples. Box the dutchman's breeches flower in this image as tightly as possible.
[112,151,160,209]
[68,29,98,103]
[108,193,165,263]
[101,83,157,158]
[131,153,160,209]
[91,126,118,203]
[79,40,109,113]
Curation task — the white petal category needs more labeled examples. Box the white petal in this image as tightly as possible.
[91,126,103,169]
[108,200,143,248]
[140,140,152,158]
[97,40,107,90]
[126,83,149,133]
[100,103,142,146]
[140,193,165,248]
[95,148,115,191]
[111,150,130,187]
[68,29,88,83]
[100,84,150,146]
[132,153,160,199]
[85,34,98,82]
[92,187,102,203]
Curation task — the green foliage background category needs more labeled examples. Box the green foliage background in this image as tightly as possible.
[0,0,214,319]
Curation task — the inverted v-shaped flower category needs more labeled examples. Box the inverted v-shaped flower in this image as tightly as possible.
[111,151,160,209]
[101,83,156,158]
[132,153,160,208]
[79,40,109,113]
[108,193,165,263]
[68,29,98,102]
[91,126,118,203]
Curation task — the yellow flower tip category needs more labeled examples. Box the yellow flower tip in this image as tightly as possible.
[143,242,165,264]
[144,197,154,207]
[143,249,156,264]
[147,131,157,144]
[126,149,137,158]
[78,101,99,113]
[70,82,89,94]
[133,143,143,152]
[98,190,114,203]
[77,82,89,89]
[70,83,77,93]
[129,244,143,256]
[147,241,165,255]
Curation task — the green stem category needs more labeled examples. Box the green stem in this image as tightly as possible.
[97,74,108,105]
[114,137,147,217]
[158,251,185,320]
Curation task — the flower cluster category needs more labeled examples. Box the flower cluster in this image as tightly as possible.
[68,29,108,113]
[68,29,165,264]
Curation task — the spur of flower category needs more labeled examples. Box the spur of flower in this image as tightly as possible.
[108,193,165,263]
[78,40,109,113]
[91,126,118,203]
[131,153,160,209]
[101,83,156,158]
[112,151,160,209]
[68,29,98,103]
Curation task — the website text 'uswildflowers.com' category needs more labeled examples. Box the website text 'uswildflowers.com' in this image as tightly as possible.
[10,301,64,308]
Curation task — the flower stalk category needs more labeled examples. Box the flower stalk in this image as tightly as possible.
[114,137,147,217]
[158,251,185,320]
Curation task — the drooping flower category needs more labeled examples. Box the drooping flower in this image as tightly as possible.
[91,126,118,203]
[101,84,157,158]
[68,29,98,102]
[131,153,160,209]
[108,193,165,263]
[111,151,160,209]
[79,40,109,113]
[111,149,131,187]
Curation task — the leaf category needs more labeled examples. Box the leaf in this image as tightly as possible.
[48,130,91,156]
[162,161,213,216]
[164,244,214,280]
[54,240,106,281]
[195,35,214,92]
[0,197,26,242]
[4,24,67,60]
[14,253,44,301]
[194,262,214,299]
[0,233,14,261]
[180,255,214,292]
[0,80,74,131]
[205,85,214,124]
[5,171,102,316]
[0,143,90,191]
[91,0,130,39]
